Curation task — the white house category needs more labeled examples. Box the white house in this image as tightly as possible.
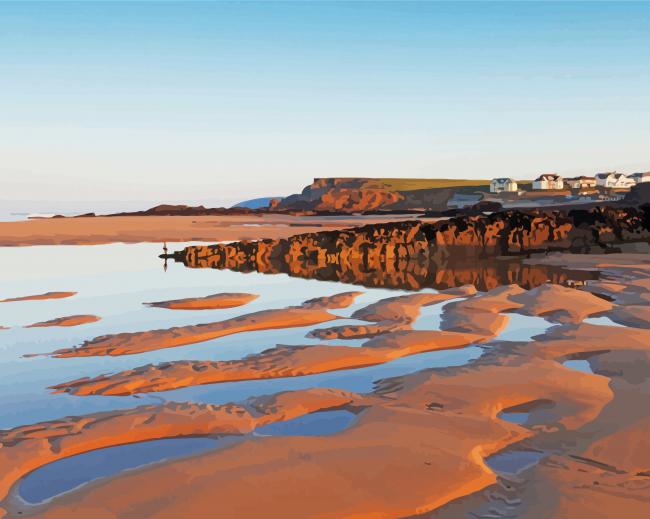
[565,176,596,189]
[630,171,650,184]
[489,178,518,194]
[595,172,636,189]
[533,174,563,190]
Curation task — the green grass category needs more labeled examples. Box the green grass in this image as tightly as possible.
[317,177,534,193]
[362,178,492,191]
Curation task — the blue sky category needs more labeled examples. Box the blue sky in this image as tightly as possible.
[1,1,649,207]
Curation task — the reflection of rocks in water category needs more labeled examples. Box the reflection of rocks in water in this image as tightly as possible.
[166,206,646,290]
[177,250,597,291]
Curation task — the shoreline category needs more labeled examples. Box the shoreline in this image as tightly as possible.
[0,214,434,247]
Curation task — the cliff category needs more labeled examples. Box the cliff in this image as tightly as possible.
[274,177,490,213]
[169,206,649,290]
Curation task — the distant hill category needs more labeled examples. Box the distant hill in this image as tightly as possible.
[108,204,255,216]
[232,197,283,209]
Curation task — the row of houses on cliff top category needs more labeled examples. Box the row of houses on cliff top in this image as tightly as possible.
[490,171,649,193]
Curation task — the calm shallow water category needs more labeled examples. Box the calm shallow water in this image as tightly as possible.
[16,437,232,505]
[254,409,358,437]
[497,313,552,342]
[584,316,625,327]
[0,242,484,430]
[485,449,547,476]
[563,359,594,374]
[498,411,530,425]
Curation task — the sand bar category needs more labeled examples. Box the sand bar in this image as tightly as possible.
[0,292,76,303]
[144,292,258,310]
[25,315,101,328]
[43,292,362,358]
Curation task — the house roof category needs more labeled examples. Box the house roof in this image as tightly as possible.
[535,174,562,181]
[631,171,650,177]
[491,177,515,183]
[566,176,595,181]
[595,172,620,179]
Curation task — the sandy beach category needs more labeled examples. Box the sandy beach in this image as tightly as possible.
[2,242,650,517]
[0,214,431,247]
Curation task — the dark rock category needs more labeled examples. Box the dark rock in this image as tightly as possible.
[171,206,646,290]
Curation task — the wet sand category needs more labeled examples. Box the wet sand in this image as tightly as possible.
[440,283,613,335]
[49,288,484,395]
[309,287,476,339]
[426,253,650,518]
[608,304,650,328]
[0,214,432,247]
[48,284,614,396]
[2,252,650,517]
[15,335,616,519]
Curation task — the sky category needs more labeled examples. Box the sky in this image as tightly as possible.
[1,1,649,210]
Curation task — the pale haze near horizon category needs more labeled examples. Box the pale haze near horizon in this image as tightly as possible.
[1,1,649,211]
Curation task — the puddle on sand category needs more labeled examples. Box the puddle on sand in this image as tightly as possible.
[15,410,360,507]
[498,411,530,425]
[411,300,451,331]
[497,399,556,427]
[15,436,240,506]
[563,359,594,374]
[583,316,625,327]
[485,449,547,476]
[254,409,358,437]
[497,313,551,342]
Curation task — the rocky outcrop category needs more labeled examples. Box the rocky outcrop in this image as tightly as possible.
[170,206,648,290]
[276,179,401,212]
